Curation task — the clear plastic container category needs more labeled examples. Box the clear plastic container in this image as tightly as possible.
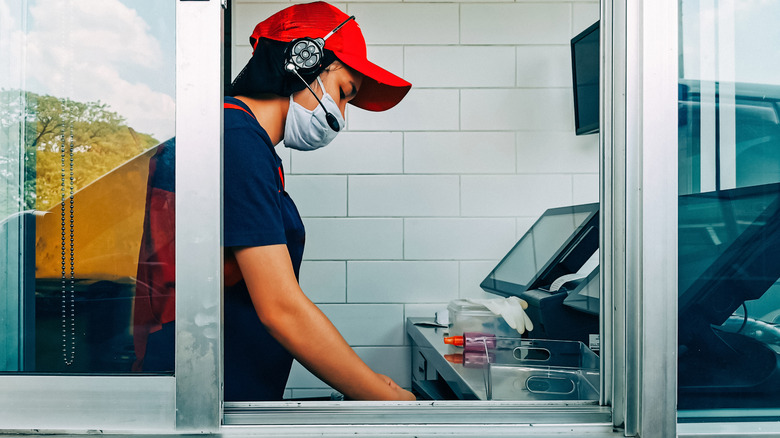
[488,365,599,401]
[485,338,600,401]
[447,299,518,338]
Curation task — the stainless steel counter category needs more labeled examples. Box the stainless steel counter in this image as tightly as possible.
[407,317,488,399]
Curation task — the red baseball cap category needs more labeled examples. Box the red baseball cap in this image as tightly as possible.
[250,1,411,112]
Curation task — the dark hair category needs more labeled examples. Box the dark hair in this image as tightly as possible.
[226,37,337,98]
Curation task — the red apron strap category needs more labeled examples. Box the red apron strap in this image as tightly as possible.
[224,102,256,119]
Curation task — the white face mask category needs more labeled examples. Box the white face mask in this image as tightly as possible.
[283,76,345,151]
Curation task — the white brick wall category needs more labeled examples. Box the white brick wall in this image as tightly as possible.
[231,0,600,397]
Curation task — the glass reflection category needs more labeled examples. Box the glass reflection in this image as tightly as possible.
[678,0,780,412]
[0,0,174,374]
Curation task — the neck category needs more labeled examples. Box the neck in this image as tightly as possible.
[234,95,289,145]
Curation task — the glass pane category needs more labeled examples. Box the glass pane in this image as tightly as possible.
[0,0,175,374]
[678,0,780,414]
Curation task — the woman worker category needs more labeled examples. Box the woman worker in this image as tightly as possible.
[133,1,415,401]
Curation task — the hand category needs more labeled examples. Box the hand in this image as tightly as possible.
[376,374,416,401]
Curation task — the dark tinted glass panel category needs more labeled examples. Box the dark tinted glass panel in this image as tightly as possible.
[678,0,780,414]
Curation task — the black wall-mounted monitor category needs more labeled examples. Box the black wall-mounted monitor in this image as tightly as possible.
[481,203,599,297]
[571,21,600,136]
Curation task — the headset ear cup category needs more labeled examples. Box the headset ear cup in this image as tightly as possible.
[285,37,324,75]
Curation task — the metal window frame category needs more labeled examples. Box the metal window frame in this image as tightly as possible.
[216,0,620,434]
[603,2,691,435]
[603,0,679,437]
[0,0,223,433]
[173,0,224,432]
[0,0,688,435]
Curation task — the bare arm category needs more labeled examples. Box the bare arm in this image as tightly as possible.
[233,244,415,401]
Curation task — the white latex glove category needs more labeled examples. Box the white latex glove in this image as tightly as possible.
[466,297,534,335]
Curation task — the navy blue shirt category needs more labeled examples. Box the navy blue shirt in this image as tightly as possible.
[222,97,305,401]
[139,98,304,401]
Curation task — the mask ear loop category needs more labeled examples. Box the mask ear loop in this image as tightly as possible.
[289,69,341,132]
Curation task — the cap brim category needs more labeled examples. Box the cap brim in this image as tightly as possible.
[334,51,411,112]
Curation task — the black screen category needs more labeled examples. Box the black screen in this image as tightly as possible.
[481,203,599,297]
[571,21,599,135]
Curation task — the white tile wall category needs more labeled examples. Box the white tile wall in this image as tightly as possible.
[461,88,574,131]
[516,131,599,174]
[348,175,460,217]
[516,46,572,88]
[347,261,459,303]
[290,132,403,174]
[404,132,516,174]
[459,261,500,299]
[405,46,516,88]
[349,89,460,131]
[516,216,537,240]
[346,4,459,45]
[233,1,601,396]
[404,218,517,260]
[573,173,600,204]
[404,303,449,322]
[318,304,406,345]
[365,46,404,80]
[460,3,571,45]
[461,175,573,218]
[302,218,403,260]
[573,3,601,35]
[285,176,347,217]
[299,261,346,303]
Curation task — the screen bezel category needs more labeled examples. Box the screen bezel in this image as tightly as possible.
[480,203,599,298]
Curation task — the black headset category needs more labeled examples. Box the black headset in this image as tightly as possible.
[283,15,356,132]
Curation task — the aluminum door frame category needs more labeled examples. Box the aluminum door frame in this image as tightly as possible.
[603,0,679,436]
[0,0,224,433]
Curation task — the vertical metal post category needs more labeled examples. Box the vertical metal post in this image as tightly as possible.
[175,0,224,432]
[638,0,679,433]
[623,0,679,436]
[600,0,623,426]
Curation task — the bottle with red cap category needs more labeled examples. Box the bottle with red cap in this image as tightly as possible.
[444,351,496,369]
[443,332,497,352]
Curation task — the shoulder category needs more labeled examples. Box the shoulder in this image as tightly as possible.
[224,97,257,123]
[223,97,274,150]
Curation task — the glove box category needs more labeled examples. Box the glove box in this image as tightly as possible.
[447,299,519,338]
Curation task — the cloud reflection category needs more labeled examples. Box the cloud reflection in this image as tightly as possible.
[1,0,175,140]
